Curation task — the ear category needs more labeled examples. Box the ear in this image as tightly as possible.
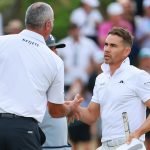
[124,47,131,58]
[45,20,51,31]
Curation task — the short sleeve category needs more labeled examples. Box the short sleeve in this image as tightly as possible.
[47,62,64,104]
[135,71,150,102]
[91,76,100,104]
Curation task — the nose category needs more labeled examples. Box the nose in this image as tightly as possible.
[104,45,110,53]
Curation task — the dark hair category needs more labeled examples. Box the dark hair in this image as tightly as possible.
[108,27,134,47]
[69,23,79,30]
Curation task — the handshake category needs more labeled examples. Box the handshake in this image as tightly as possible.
[65,94,84,122]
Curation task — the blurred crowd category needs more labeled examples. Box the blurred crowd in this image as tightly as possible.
[0,0,150,149]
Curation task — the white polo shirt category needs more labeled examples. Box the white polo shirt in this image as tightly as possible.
[0,30,64,122]
[92,58,150,142]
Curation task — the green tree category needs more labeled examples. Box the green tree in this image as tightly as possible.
[0,0,111,40]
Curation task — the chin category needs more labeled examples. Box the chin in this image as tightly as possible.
[104,60,109,64]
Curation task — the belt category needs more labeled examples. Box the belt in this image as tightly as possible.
[0,113,22,118]
[0,113,37,123]
[103,137,126,147]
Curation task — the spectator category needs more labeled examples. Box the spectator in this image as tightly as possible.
[58,23,103,92]
[39,35,71,150]
[4,19,23,34]
[70,0,103,44]
[98,2,133,49]
[67,79,93,150]
[138,47,150,73]
[117,0,136,33]
[135,0,150,48]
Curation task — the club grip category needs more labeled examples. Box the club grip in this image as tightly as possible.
[122,112,130,140]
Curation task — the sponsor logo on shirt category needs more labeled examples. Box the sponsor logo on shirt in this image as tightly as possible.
[119,80,124,83]
[144,81,150,85]
[22,38,39,47]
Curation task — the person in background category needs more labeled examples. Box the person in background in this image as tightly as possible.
[0,2,83,150]
[45,35,66,54]
[138,47,150,73]
[138,47,150,150]
[70,0,103,44]
[39,35,71,150]
[117,0,136,32]
[67,79,93,150]
[58,23,102,92]
[135,0,150,49]
[4,19,23,34]
[98,2,133,49]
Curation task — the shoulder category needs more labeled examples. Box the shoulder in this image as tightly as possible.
[49,48,64,70]
[0,34,19,53]
[57,37,71,54]
[127,65,150,82]
[81,36,97,46]
[80,36,100,52]
[99,21,112,31]
[39,44,64,72]
[101,21,111,27]
[91,9,102,17]
[128,65,145,75]
[0,34,17,43]
[71,7,84,15]
[59,37,70,44]
[95,73,106,83]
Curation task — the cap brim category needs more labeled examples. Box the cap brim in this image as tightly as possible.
[48,43,66,49]
[55,43,66,48]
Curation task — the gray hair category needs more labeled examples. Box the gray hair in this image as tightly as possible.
[25,2,54,29]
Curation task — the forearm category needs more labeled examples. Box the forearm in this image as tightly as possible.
[48,102,71,118]
[79,106,99,125]
[127,114,150,143]
[48,94,83,118]
[128,115,150,141]
[134,115,150,137]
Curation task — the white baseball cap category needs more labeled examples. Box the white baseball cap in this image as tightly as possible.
[143,0,150,7]
[81,0,100,7]
[107,2,124,15]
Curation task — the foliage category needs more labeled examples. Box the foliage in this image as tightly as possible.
[0,0,112,40]
[0,0,15,11]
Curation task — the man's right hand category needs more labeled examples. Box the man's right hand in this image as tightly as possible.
[126,130,141,144]
[65,94,84,122]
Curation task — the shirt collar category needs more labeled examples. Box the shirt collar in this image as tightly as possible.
[19,29,46,44]
[101,57,130,76]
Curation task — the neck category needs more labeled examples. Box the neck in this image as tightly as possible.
[109,62,122,76]
[73,36,80,42]
[26,27,48,40]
